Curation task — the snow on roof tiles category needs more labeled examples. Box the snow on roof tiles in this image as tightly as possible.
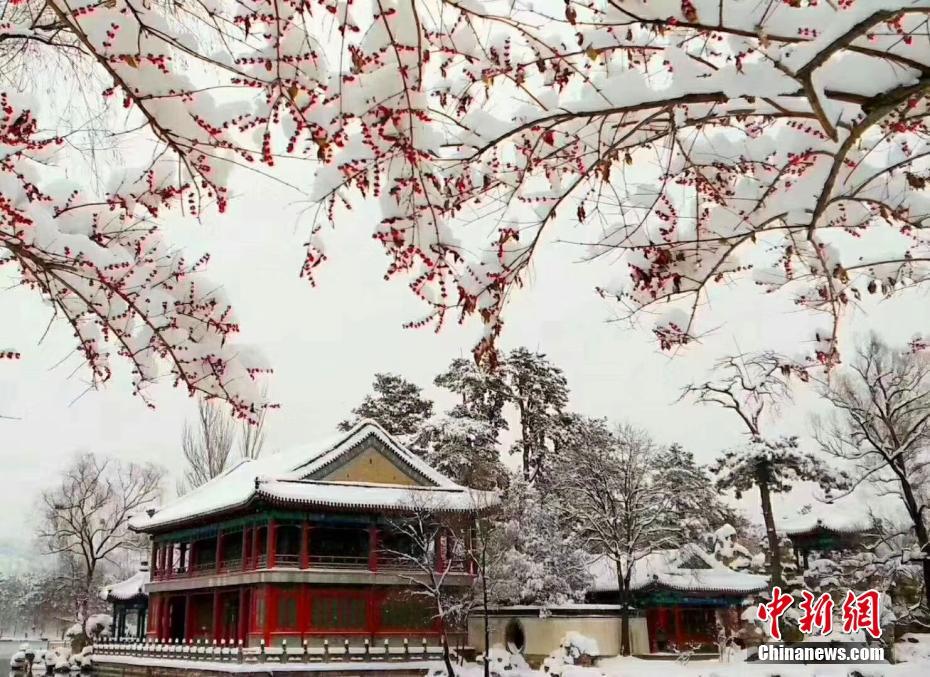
[258,479,496,512]
[101,571,149,601]
[588,545,767,595]
[777,495,874,536]
[131,420,493,531]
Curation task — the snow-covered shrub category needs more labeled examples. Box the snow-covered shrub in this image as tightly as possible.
[541,633,600,675]
[84,613,113,640]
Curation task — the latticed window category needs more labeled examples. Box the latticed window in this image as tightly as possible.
[277,595,299,629]
[252,591,266,631]
[310,595,367,630]
[380,597,434,630]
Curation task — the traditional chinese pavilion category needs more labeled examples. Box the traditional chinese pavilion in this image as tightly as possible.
[586,545,767,652]
[130,421,495,648]
[778,500,876,571]
[101,569,149,639]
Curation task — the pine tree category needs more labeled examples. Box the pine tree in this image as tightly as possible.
[434,357,508,433]
[501,348,569,482]
[712,436,844,587]
[655,443,740,546]
[414,414,508,490]
[339,373,433,440]
[488,476,591,606]
[685,352,845,587]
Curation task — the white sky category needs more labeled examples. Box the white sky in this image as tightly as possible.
[1,157,928,564]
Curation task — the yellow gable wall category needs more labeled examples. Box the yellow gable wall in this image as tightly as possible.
[320,446,422,485]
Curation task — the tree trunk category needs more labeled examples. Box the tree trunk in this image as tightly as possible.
[442,634,456,677]
[616,566,631,656]
[897,473,930,610]
[757,473,782,587]
[482,545,490,677]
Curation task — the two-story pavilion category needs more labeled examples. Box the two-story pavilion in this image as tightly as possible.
[130,421,496,648]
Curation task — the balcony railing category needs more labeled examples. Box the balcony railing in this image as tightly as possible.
[152,533,471,580]
[308,554,369,569]
[376,554,421,571]
[93,636,469,665]
[218,558,243,573]
[274,554,301,568]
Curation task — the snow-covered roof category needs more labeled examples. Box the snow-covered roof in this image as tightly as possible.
[588,545,767,595]
[258,479,495,512]
[777,496,874,537]
[101,571,149,601]
[131,420,496,531]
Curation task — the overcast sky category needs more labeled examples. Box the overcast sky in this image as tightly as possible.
[1,156,927,567]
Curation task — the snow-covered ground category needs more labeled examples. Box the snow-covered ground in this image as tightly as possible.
[446,637,930,677]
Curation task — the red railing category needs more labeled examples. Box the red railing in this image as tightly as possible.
[307,554,369,569]
[274,554,301,568]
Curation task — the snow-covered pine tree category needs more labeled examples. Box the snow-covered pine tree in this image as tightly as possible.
[685,352,845,587]
[713,436,844,588]
[338,373,434,441]
[488,475,590,606]
[434,357,508,434]
[501,348,569,482]
[655,443,741,546]
[414,414,508,490]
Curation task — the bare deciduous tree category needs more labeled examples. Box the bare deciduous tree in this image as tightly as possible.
[550,423,679,656]
[178,399,236,494]
[39,453,162,623]
[382,496,475,677]
[816,336,930,611]
[238,386,269,461]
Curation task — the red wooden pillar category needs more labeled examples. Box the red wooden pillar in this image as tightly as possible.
[251,527,260,569]
[150,542,158,578]
[267,519,277,568]
[149,595,158,638]
[161,596,169,640]
[212,590,222,641]
[300,523,310,569]
[190,540,197,574]
[184,594,192,641]
[368,525,379,572]
[298,585,309,642]
[242,528,249,570]
[216,531,224,572]
[367,588,379,640]
[674,607,684,649]
[263,587,272,647]
[238,587,248,643]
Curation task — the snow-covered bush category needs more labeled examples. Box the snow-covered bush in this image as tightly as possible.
[84,613,113,640]
[542,633,600,676]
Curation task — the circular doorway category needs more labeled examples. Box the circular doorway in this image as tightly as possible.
[504,618,526,654]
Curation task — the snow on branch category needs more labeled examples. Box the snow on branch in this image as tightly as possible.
[10,0,930,393]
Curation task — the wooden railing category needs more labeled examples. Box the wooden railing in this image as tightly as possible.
[308,554,370,569]
[92,636,465,664]
[152,553,470,580]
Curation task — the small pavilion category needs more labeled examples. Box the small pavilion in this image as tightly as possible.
[101,569,149,639]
